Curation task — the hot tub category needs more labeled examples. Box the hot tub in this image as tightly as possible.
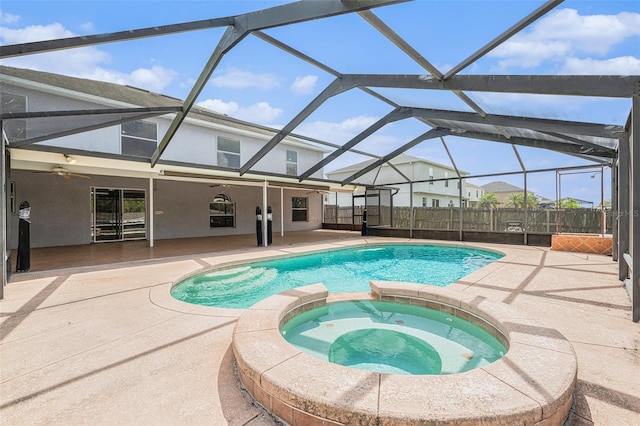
[232,282,577,425]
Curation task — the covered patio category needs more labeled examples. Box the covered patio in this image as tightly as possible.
[1,237,638,424]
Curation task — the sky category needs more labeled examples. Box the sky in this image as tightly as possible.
[1,0,639,204]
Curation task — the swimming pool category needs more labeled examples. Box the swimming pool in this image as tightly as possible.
[171,243,503,309]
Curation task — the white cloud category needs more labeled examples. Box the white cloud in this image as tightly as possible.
[0,21,177,93]
[198,99,239,116]
[296,115,401,155]
[297,115,380,143]
[0,10,20,25]
[290,75,318,94]
[559,56,640,75]
[79,22,95,32]
[210,68,279,90]
[0,22,74,43]
[86,66,178,93]
[197,99,283,124]
[490,8,640,70]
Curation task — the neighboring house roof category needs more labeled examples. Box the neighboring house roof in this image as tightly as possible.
[326,153,468,176]
[0,65,327,153]
[539,197,555,205]
[481,181,524,193]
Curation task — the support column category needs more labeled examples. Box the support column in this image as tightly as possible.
[458,178,463,241]
[618,135,630,281]
[149,175,154,248]
[523,172,528,245]
[262,180,268,247]
[409,182,413,239]
[631,96,639,322]
[1,129,7,299]
[600,164,605,236]
[612,158,618,261]
[280,187,284,237]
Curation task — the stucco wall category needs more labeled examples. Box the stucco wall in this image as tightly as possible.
[10,170,149,248]
[10,170,322,248]
[3,82,326,179]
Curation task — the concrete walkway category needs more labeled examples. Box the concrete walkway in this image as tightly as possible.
[1,237,638,425]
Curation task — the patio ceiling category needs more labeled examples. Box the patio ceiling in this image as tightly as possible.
[0,0,637,187]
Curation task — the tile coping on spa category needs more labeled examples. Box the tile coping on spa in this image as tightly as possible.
[232,281,577,426]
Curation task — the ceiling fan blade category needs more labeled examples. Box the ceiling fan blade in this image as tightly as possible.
[69,173,91,179]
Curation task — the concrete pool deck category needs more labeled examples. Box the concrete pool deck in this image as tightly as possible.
[1,234,639,425]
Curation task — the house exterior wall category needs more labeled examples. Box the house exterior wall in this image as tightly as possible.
[9,170,322,249]
[4,77,327,249]
[326,160,467,207]
[9,170,148,248]
[2,81,326,178]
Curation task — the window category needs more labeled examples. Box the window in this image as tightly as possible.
[476,190,479,197]
[121,120,157,157]
[422,197,427,207]
[457,181,460,189]
[428,167,434,185]
[286,150,298,176]
[210,193,235,228]
[217,136,241,168]
[1,92,27,141]
[292,197,308,221]
[445,172,449,187]
[431,199,440,208]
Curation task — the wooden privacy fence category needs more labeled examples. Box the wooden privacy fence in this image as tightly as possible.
[324,206,612,234]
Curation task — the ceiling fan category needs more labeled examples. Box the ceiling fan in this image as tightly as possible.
[33,167,91,179]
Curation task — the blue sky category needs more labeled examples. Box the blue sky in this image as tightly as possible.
[1,0,639,204]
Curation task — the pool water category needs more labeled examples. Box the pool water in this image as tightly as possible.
[281,300,507,375]
[171,244,502,309]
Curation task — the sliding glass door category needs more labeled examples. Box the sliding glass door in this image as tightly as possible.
[92,188,145,242]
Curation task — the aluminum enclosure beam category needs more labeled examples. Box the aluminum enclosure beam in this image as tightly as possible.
[342,74,640,98]
[357,10,443,80]
[0,106,181,121]
[632,97,639,322]
[383,163,609,187]
[409,107,623,139]
[298,107,414,181]
[0,17,234,59]
[356,9,511,139]
[9,111,178,148]
[445,0,563,79]
[152,0,407,167]
[453,130,614,158]
[239,77,356,175]
[539,131,618,154]
[1,0,407,59]
[151,26,245,166]
[342,127,450,185]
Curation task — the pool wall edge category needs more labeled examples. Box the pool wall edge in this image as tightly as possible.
[232,282,577,425]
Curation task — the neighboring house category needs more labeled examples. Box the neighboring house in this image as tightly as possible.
[465,182,485,208]
[1,65,334,249]
[480,181,528,206]
[481,181,593,208]
[326,154,469,207]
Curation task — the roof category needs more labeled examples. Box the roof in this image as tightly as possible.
[326,153,467,176]
[481,181,524,193]
[0,65,328,153]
